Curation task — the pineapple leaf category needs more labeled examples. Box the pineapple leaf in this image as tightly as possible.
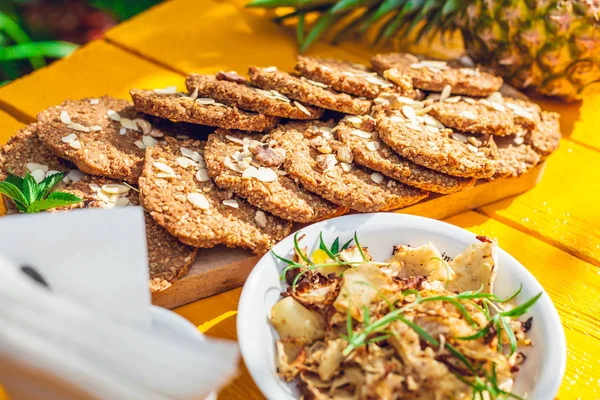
[297,12,305,46]
[247,0,335,9]
[300,10,348,53]
[332,7,377,44]
[360,0,406,33]
[330,0,369,14]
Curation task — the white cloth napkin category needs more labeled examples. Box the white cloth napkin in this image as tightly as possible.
[0,208,239,399]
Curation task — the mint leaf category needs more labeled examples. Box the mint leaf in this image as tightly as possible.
[21,172,37,204]
[45,191,82,203]
[0,181,29,208]
[28,192,83,213]
[37,171,66,201]
[5,172,24,191]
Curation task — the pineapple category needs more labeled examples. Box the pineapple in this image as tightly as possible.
[247,0,600,101]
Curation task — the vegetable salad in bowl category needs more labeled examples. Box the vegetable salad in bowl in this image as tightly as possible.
[270,232,540,400]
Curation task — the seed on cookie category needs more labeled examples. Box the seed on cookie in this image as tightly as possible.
[427,92,542,136]
[376,108,498,179]
[336,117,475,194]
[139,137,292,254]
[295,56,419,99]
[372,52,503,97]
[185,73,323,120]
[270,121,428,212]
[130,89,279,132]
[204,129,346,223]
[36,96,184,184]
[248,66,372,115]
[0,123,76,184]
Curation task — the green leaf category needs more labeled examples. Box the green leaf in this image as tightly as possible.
[5,172,23,191]
[36,171,66,201]
[353,231,369,262]
[0,181,28,208]
[341,238,354,251]
[45,191,82,203]
[319,232,338,261]
[360,0,406,33]
[0,12,45,69]
[293,232,314,265]
[21,172,37,204]
[300,10,345,53]
[330,237,340,254]
[0,41,78,62]
[296,12,305,47]
[27,194,83,213]
[500,292,542,318]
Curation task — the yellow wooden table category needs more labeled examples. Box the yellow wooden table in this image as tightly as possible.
[1,0,599,398]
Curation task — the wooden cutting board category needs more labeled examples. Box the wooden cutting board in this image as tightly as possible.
[151,162,545,309]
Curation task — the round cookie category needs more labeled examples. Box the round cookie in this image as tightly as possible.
[0,123,73,181]
[0,129,196,293]
[526,111,561,157]
[64,176,198,293]
[185,73,323,120]
[371,53,503,97]
[335,116,475,194]
[248,66,372,115]
[130,89,279,132]
[295,56,413,99]
[491,136,541,180]
[428,95,541,136]
[376,108,497,179]
[36,96,177,184]
[205,129,346,223]
[270,121,428,212]
[139,137,292,254]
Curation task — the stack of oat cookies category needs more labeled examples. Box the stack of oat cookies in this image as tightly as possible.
[0,53,561,292]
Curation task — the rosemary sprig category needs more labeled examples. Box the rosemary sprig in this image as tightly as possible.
[0,172,82,213]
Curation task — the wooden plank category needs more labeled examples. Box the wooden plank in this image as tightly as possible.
[568,86,600,152]
[175,211,600,400]
[104,0,367,76]
[0,41,184,120]
[152,163,544,308]
[480,139,600,267]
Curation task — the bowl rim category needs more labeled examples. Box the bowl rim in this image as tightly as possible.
[237,212,566,400]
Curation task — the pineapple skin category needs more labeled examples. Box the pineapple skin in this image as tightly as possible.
[459,0,600,101]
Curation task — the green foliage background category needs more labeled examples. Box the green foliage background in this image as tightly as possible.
[0,0,161,85]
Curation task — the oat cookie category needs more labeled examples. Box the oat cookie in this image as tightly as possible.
[65,176,197,292]
[0,123,74,181]
[428,95,541,136]
[295,56,420,100]
[376,108,497,178]
[492,136,541,179]
[372,53,503,97]
[248,66,372,115]
[205,130,346,222]
[526,111,561,156]
[270,121,427,212]
[185,73,323,120]
[336,116,475,194]
[36,96,174,184]
[130,89,279,132]
[139,137,292,254]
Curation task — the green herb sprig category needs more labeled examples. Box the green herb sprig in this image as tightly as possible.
[341,286,540,400]
[272,231,385,290]
[0,172,82,213]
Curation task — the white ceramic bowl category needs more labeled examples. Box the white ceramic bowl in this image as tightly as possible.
[237,213,566,400]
